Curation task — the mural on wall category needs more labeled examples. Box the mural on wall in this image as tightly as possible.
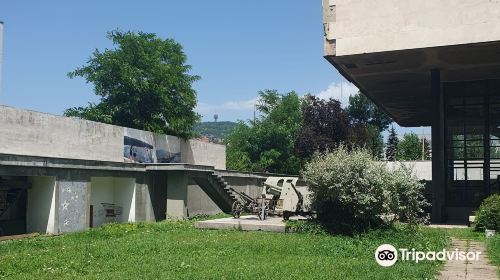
[154,134,181,163]
[124,128,155,163]
[123,128,181,163]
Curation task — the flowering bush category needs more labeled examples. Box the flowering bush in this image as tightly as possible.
[301,146,428,234]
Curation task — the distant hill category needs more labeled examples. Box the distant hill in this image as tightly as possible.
[194,121,238,139]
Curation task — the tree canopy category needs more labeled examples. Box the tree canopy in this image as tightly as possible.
[346,93,393,132]
[65,30,200,138]
[294,95,349,159]
[397,132,424,160]
[226,90,395,173]
[225,90,303,174]
[385,126,399,161]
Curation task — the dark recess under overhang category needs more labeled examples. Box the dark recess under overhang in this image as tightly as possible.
[325,40,500,127]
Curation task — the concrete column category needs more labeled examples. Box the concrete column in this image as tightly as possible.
[431,69,446,222]
[113,177,136,223]
[166,171,188,220]
[57,179,90,233]
[134,180,156,222]
[26,176,57,234]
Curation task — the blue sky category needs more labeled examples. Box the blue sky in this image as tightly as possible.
[0,1,428,137]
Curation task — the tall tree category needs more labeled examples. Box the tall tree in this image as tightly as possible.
[367,125,384,159]
[294,95,349,159]
[397,132,422,160]
[225,90,303,174]
[423,138,431,160]
[385,126,399,161]
[65,30,200,138]
[346,92,393,131]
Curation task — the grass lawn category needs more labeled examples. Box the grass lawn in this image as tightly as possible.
[0,220,450,280]
[487,234,500,275]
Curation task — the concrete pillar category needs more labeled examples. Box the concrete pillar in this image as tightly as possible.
[57,179,90,233]
[134,180,156,222]
[113,177,136,223]
[27,176,57,234]
[166,171,188,220]
[431,69,446,222]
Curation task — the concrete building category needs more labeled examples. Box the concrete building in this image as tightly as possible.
[323,0,500,222]
[0,105,277,236]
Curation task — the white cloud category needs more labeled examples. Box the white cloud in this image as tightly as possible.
[315,81,359,107]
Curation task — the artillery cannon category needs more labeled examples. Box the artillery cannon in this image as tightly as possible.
[230,177,313,220]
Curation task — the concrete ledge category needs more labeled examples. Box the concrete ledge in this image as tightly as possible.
[195,215,287,233]
[0,153,145,172]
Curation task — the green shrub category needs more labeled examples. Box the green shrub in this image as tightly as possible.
[301,146,428,234]
[475,194,500,231]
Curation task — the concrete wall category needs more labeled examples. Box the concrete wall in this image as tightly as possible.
[166,171,188,220]
[324,0,500,56]
[58,180,90,233]
[385,161,432,181]
[27,176,56,234]
[181,140,226,169]
[90,177,136,227]
[90,177,114,227]
[186,176,264,217]
[0,105,226,169]
[0,106,124,162]
[187,184,221,216]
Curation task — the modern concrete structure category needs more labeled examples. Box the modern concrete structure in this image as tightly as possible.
[0,106,282,236]
[0,21,3,97]
[323,0,500,222]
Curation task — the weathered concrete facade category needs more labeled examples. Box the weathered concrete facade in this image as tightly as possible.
[324,0,500,222]
[0,105,225,166]
[0,107,270,235]
[324,0,500,57]
[0,106,124,162]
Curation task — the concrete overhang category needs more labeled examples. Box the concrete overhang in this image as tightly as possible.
[0,154,274,180]
[325,41,500,126]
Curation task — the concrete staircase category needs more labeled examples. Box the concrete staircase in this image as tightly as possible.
[193,172,238,213]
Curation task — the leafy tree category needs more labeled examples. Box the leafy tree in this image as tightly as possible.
[64,102,112,124]
[225,90,302,174]
[65,30,200,138]
[345,92,391,159]
[367,125,384,159]
[423,138,431,160]
[397,132,422,160]
[346,92,393,132]
[346,124,369,150]
[294,95,349,159]
[385,126,399,161]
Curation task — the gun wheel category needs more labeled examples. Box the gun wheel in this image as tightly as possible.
[232,201,243,218]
